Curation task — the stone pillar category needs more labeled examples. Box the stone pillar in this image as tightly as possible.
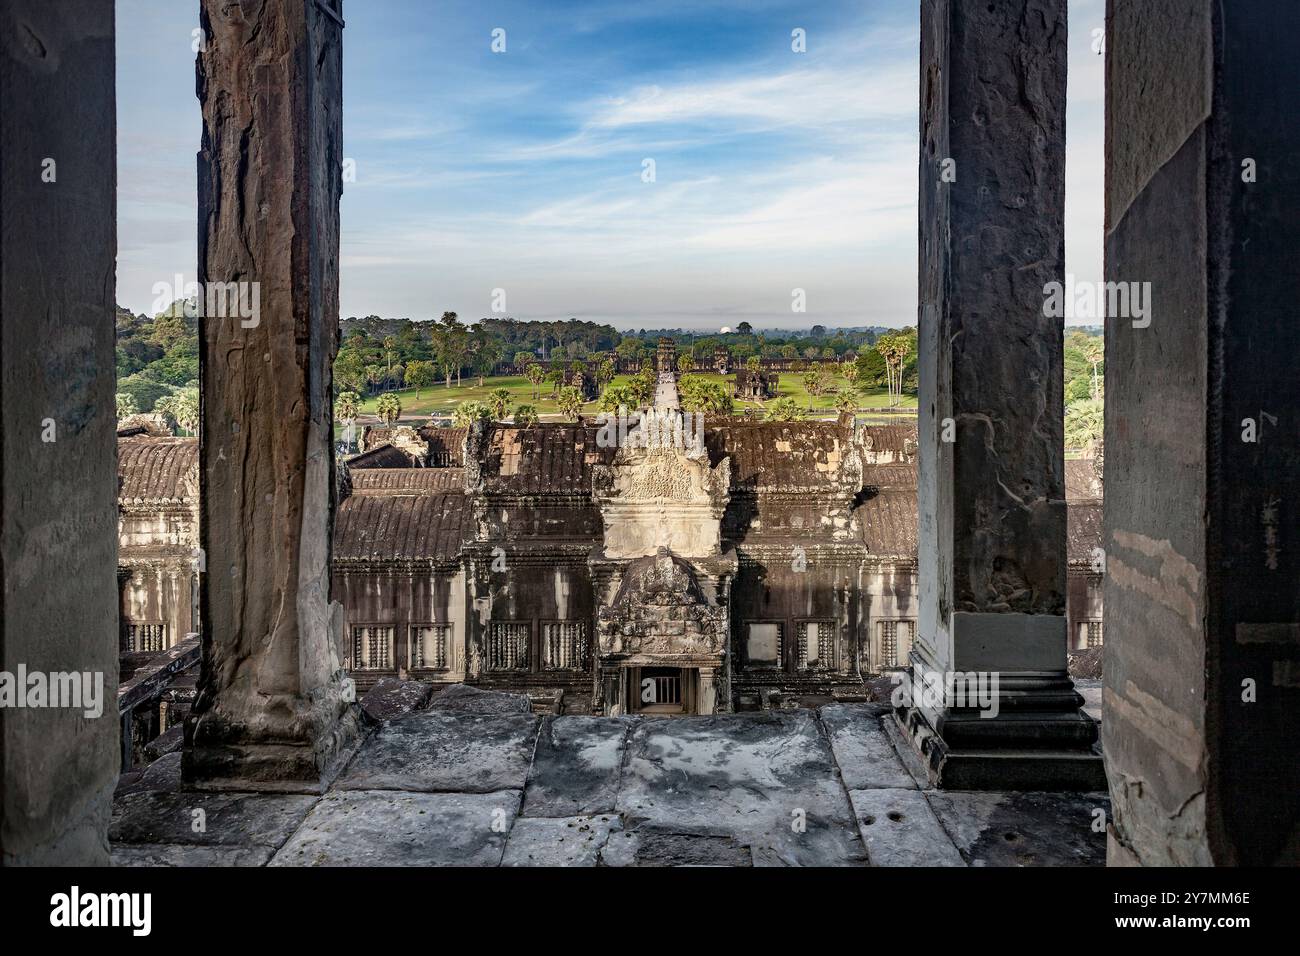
[899,0,1104,790]
[184,0,360,791]
[1103,0,1300,865]
[0,0,119,864]
[697,667,717,715]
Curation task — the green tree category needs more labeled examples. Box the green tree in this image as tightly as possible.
[488,387,513,420]
[525,363,545,400]
[598,358,616,388]
[514,351,535,370]
[334,390,361,452]
[405,360,435,399]
[678,377,734,415]
[116,393,138,420]
[334,390,361,425]
[677,353,694,374]
[375,392,402,425]
[513,404,539,426]
[746,355,761,374]
[156,387,200,435]
[556,385,584,422]
[472,338,501,387]
[334,350,368,393]
[1065,397,1105,449]
[764,397,801,422]
[453,400,491,427]
[598,385,636,413]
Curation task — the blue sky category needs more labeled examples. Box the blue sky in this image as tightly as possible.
[116,0,1105,331]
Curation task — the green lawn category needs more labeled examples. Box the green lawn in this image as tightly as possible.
[348,371,916,427]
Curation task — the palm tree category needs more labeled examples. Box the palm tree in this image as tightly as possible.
[556,385,584,422]
[1065,397,1105,449]
[525,363,545,400]
[116,393,138,420]
[335,390,361,452]
[452,400,490,427]
[365,364,385,393]
[597,384,635,413]
[488,387,513,420]
[375,392,402,425]
[765,397,801,422]
[382,335,398,379]
[598,358,616,388]
[334,390,361,425]
[513,404,539,427]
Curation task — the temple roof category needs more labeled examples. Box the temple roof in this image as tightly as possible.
[476,424,616,495]
[704,421,858,492]
[348,443,420,468]
[349,468,465,495]
[859,488,919,558]
[118,437,198,504]
[860,423,918,458]
[420,426,467,466]
[333,492,466,564]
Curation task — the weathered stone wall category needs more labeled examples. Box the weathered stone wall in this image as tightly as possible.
[1104,0,1300,866]
[0,0,119,864]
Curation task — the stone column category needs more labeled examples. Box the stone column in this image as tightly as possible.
[899,0,1104,790]
[1103,0,1300,865]
[184,0,360,791]
[697,667,717,715]
[0,0,119,864]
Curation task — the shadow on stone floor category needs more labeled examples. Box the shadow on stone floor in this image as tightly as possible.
[109,683,1109,867]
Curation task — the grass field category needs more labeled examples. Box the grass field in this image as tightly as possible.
[348,371,917,427]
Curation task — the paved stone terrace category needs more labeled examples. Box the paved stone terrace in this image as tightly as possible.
[110,685,1108,867]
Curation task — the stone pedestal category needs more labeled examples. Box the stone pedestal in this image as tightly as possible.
[899,0,1103,790]
[1102,0,1300,865]
[183,0,360,792]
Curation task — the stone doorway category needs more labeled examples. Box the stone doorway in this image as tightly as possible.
[629,666,695,715]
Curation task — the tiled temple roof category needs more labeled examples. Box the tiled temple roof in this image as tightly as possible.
[333,492,467,564]
[118,437,198,504]
[859,489,919,558]
[476,424,616,495]
[349,468,465,495]
[860,423,918,458]
[705,421,857,492]
[348,443,419,468]
[419,427,466,466]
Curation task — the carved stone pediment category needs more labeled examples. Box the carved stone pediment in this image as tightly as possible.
[596,549,727,659]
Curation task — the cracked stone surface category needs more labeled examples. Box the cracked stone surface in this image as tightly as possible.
[502,814,622,866]
[110,691,1110,866]
[926,790,1109,866]
[110,791,319,849]
[521,716,631,817]
[616,710,869,867]
[821,704,917,790]
[848,789,964,867]
[270,790,521,867]
[336,711,539,793]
